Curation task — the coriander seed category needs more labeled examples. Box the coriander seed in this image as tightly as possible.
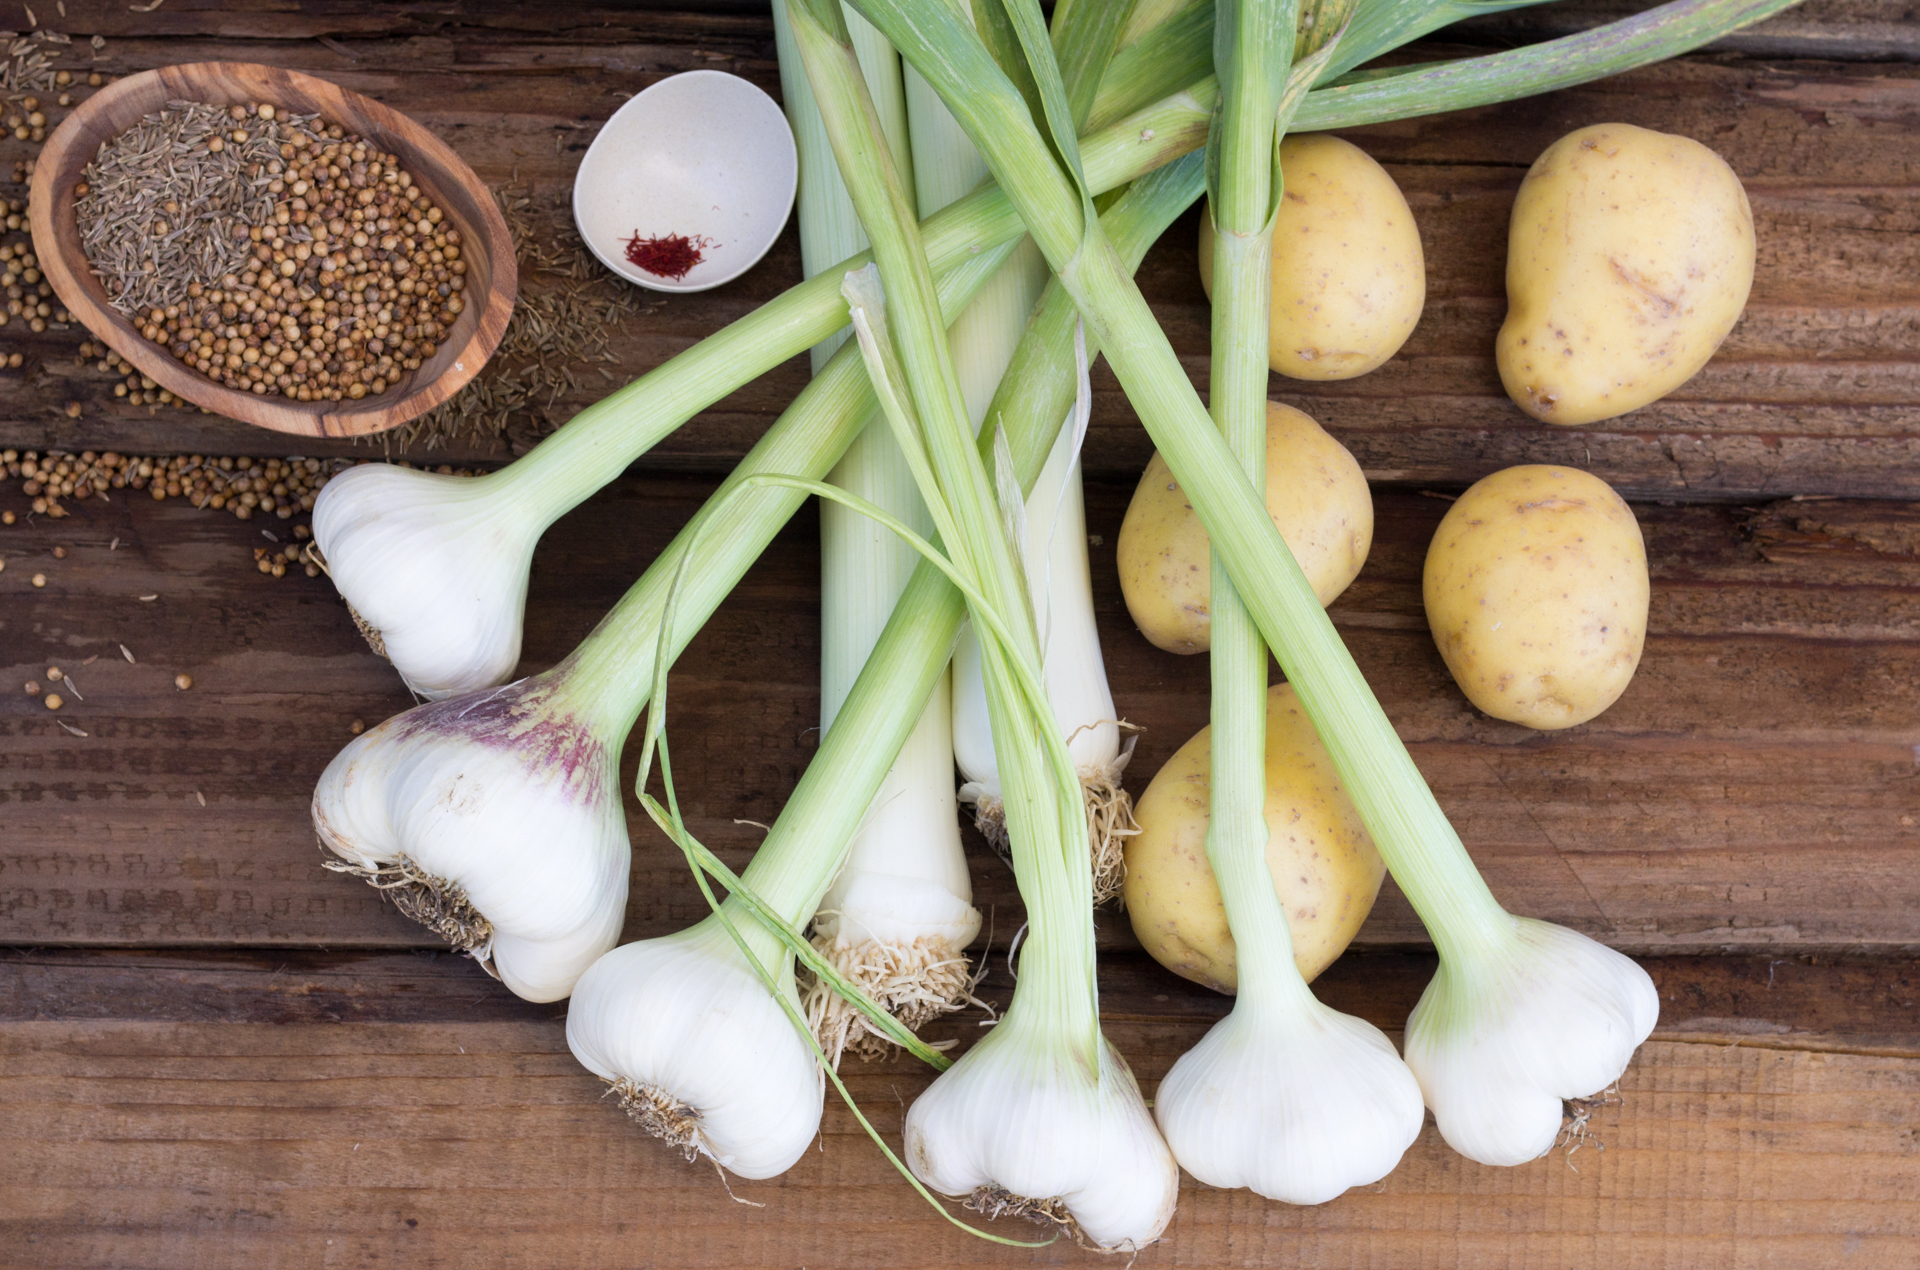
[175,673,193,691]
[43,693,63,710]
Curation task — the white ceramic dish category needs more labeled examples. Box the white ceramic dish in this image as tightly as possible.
[573,70,798,294]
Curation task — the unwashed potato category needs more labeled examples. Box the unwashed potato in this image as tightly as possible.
[1117,401,1370,654]
[1497,122,1755,425]
[1123,683,1385,993]
[1199,133,1425,380]
[1423,464,1649,729]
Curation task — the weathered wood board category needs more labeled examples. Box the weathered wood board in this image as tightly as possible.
[3,480,1919,954]
[1,0,1917,1265]
[3,951,1917,1268]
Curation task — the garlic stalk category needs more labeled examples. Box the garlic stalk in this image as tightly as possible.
[842,0,1730,1176]
[951,334,1134,902]
[1153,2,1422,1204]
[776,0,987,1063]
[784,0,1177,1242]
[935,0,1135,908]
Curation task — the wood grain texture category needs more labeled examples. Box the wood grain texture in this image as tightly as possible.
[3,482,1915,953]
[1,950,1916,1270]
[28,60,517,437]
[0,6,1917,1264]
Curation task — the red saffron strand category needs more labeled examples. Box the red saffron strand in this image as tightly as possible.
[622,231,712,281]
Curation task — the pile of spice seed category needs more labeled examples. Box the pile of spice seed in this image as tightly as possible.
[74,100,470,404]
[0,447,351,522]
[1,193,70,340]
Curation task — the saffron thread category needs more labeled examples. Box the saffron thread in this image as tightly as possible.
[623,231,714,281]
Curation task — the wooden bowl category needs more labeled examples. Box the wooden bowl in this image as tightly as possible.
[29,62,516,439]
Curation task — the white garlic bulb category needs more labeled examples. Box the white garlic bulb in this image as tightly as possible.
[1155,993,1424,1203]
[1404,916,1659,1166]
[567,921,823,1180]
[904,1012,1178,1250]
[313,464,541,700]
[312,678,629,1002]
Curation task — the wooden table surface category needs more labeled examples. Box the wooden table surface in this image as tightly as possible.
[2,2,1917,1266]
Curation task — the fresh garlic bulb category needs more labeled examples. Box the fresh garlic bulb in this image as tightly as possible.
[1154,993,1424,1203]
[313,464,542,700]
[1404,916,1659,1166]
[904,1013,1179,1250]
[312,677,629,1002]
[567,921,823,1180]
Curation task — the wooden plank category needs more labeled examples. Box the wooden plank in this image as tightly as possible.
[17,0,1912,59]
[4,482,1916,952]
[7,947,1918,1055]
[1,951,1915,1269]
[3,40,1920,495]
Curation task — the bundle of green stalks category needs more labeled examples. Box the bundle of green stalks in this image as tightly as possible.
[307,0,1800,1246]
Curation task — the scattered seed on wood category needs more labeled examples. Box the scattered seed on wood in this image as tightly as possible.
[61,676,82,700]
[138,593,157,600]
[43,693,62,710]
[51,544,65,557]
[45,666,62,681]
[121,644,136,663]
[109,537,120,550]
[56,719,87,737]
[23,680,39,695]
[174,673,192,690]
[195,790,206,807]
[350,718,365,734]
[32,572,46,586]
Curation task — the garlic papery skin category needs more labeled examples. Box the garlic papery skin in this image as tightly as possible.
[1403,916,1660,1167]
[904,1010,1179,1250]
[567,920,823,1180]
[313,463,543,700]
[311,676,628,1003]
[1154,994,1424,1204]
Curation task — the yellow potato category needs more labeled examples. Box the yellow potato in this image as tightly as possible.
[1199,133,1425,380]
[1117,401,1370,654]
[1497,122,1755,425]
[1123,683,1385,993]
[1423,465,1648,729]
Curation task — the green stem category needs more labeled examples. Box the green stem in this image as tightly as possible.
[1295,0,1803,129]
[1201,0,1300,1004]
[547,236,1018,732]
[786,0,1095,1050]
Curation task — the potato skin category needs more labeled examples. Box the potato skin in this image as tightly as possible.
[1122,684,1385,994]
[1199,133,1425,381]
[1117,402,1370,654]
[1497,122,1755,425]
[1423,465,1648,730]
